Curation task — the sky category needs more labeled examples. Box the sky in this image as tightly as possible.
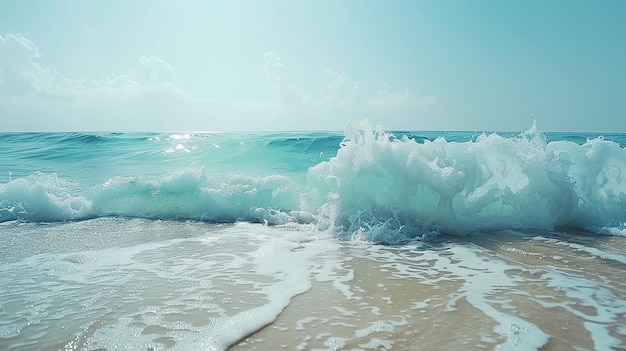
[1,0,625,132]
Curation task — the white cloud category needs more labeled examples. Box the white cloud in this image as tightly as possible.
[0,33,40,60]
[369,83,435,109]
[0,33,43,94]
[0,33,185,100]
[263,51,304,105]
[261,51,433,116]
[0,33,434,131]
[135,55,177,84]
[319,69,361,106]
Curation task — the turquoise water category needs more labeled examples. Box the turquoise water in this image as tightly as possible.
[1,122,625,240]
[1,121,625,350]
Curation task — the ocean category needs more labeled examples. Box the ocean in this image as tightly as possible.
[0,120,625,350]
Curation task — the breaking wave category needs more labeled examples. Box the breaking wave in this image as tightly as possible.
[1,121,625,243]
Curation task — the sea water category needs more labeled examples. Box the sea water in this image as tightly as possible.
[0,121,625,350]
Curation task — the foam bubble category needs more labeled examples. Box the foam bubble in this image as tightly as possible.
[0,172,91,222]
[306,120,626,243]
[2,122,625,243]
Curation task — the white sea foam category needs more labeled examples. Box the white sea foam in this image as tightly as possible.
[0,220,341,351]
[1,218,624,350]
[1,121,625,243]
[0,172,92,222]
[306,120,626,242]
[1,128,625,350]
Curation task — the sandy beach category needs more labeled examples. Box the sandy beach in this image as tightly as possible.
[232,230,626,350]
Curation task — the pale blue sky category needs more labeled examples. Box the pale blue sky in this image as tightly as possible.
[1,0,625,132]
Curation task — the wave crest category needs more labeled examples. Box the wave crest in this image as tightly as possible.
[2,121,625,243]
[306,120,626,242]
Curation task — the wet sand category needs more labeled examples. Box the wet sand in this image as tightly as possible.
[233,230,626,350]
[1,220,624,350]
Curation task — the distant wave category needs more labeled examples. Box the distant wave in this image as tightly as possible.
[1,122,625,243]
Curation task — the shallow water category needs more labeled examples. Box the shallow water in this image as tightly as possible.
[1,123,625,349]
[234,229,626,351]
[1,219,624,350]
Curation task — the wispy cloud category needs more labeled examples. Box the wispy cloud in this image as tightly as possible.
[369,83,435,109]
[0,33,44,95]
[261,51,434,112]
[1,33,434,131]
[0,33,187,103]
